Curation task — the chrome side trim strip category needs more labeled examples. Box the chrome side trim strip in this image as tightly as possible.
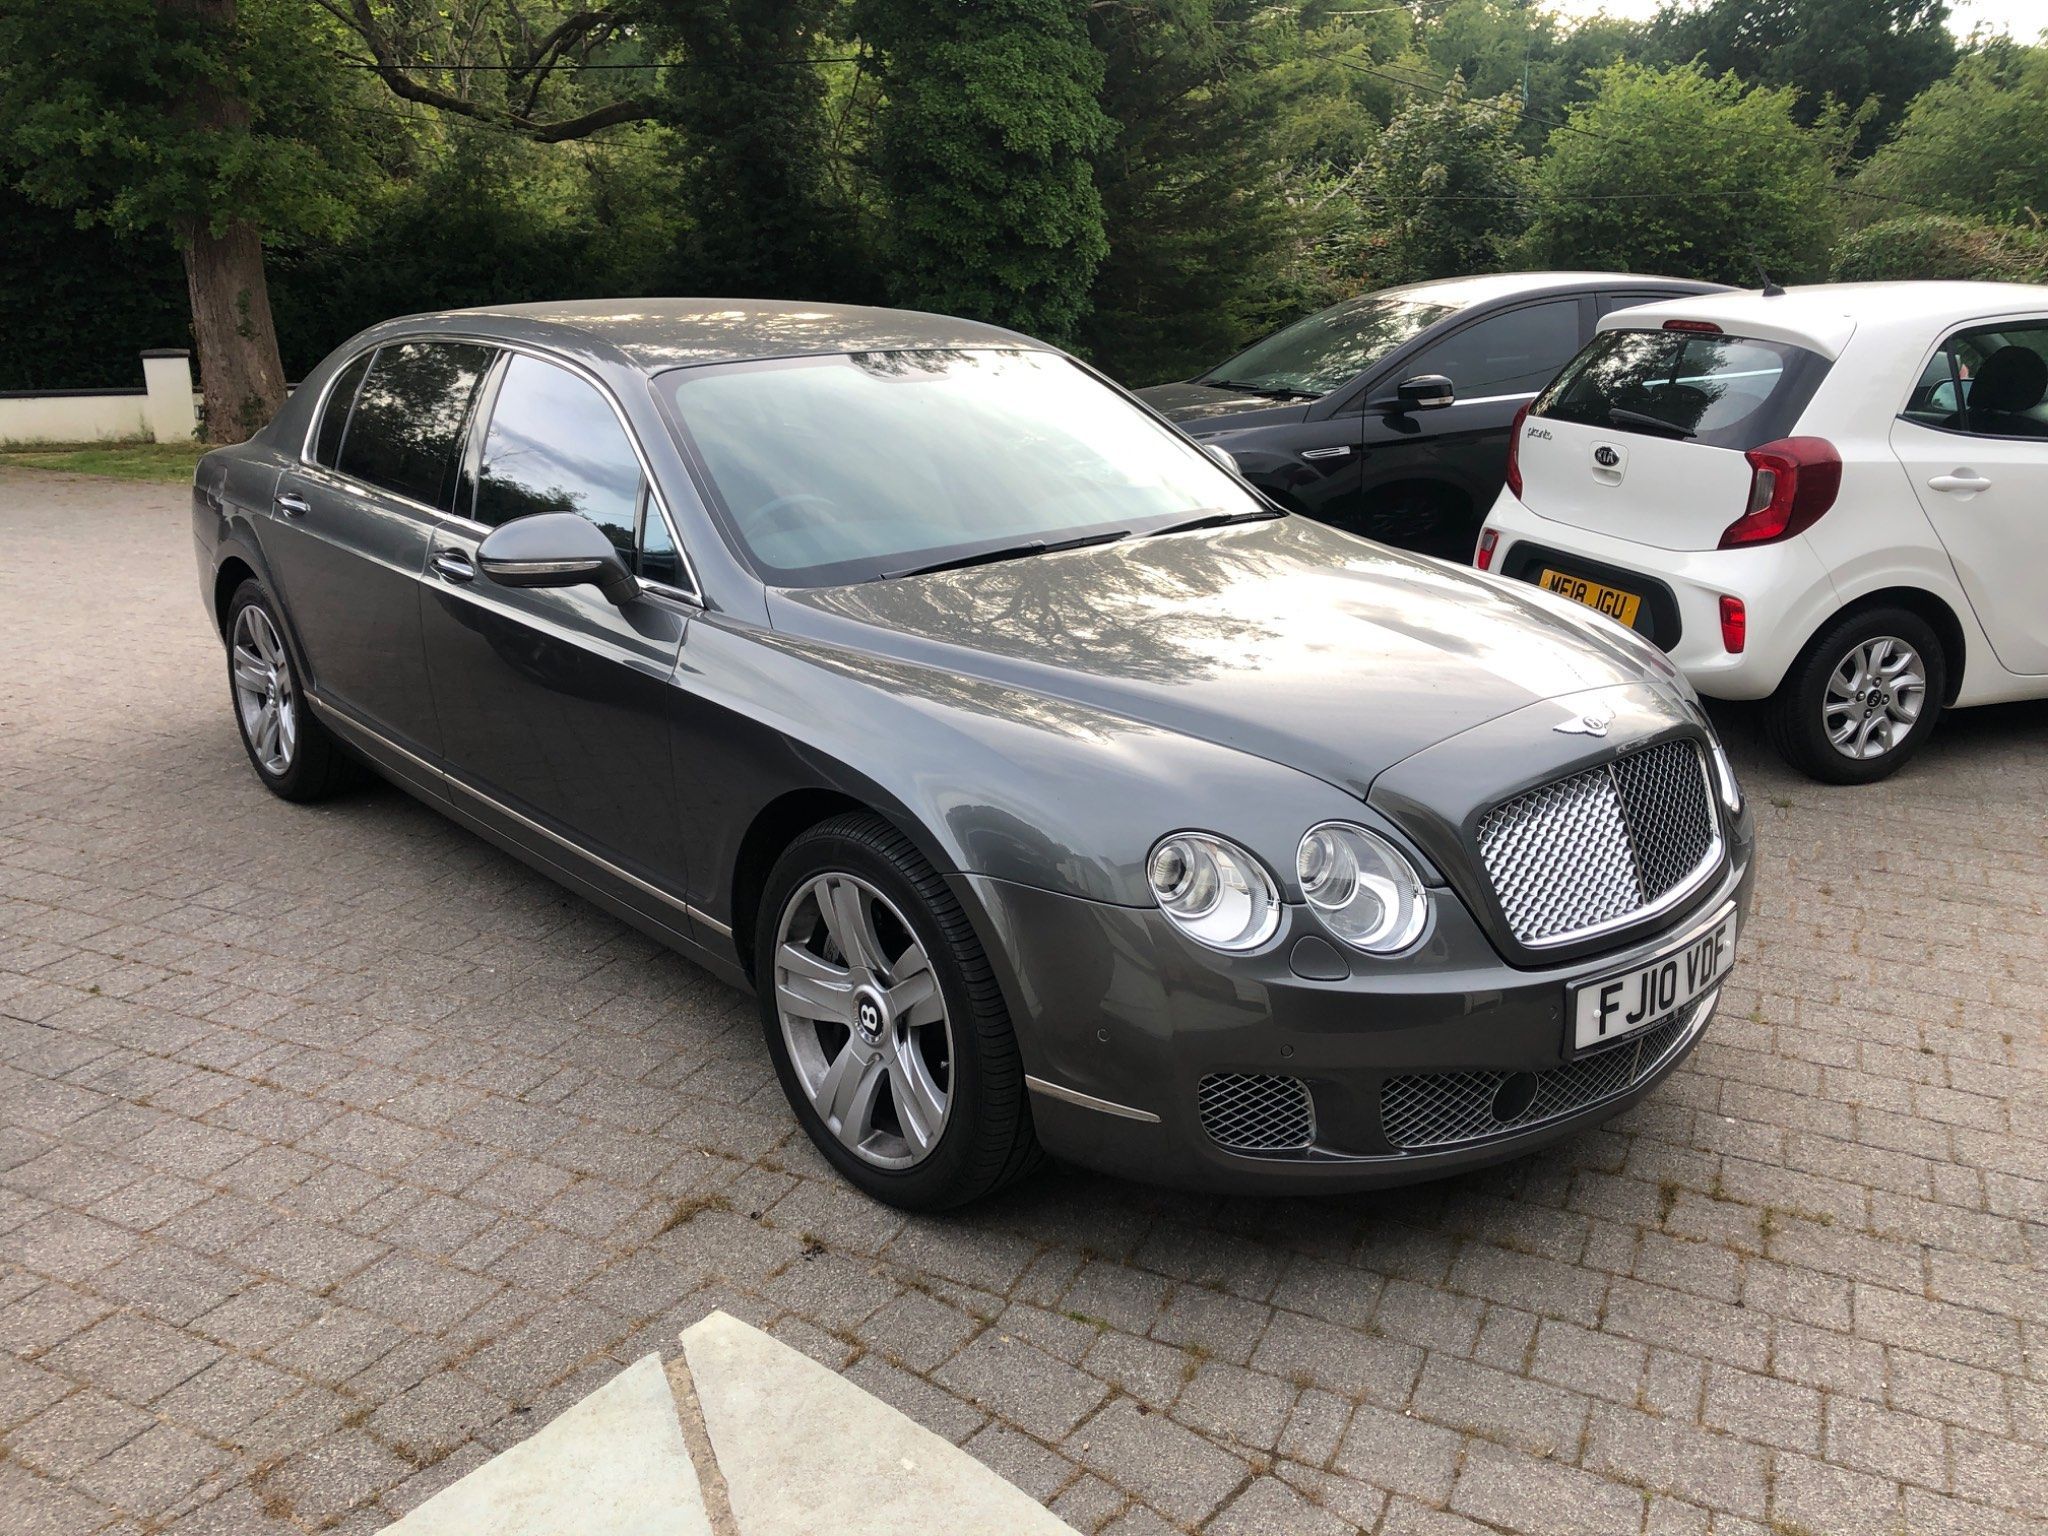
[1025,1075,1162,1124]
[303,689,731,941]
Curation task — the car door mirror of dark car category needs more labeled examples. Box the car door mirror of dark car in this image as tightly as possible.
[1372,374,1456,414]
[476,512,641,606]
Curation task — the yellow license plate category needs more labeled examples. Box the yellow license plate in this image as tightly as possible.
[1538,568,1642,627]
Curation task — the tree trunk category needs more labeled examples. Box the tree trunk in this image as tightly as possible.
[161,0,286,443]
[177,215,286,443]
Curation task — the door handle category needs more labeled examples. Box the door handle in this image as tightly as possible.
[1928,472,1992,494]
[431,547,476,583]
[275,492,310,518]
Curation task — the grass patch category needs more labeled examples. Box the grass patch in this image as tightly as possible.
[0,439,207,482]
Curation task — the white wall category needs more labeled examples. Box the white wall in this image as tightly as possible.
[0,350,198,445]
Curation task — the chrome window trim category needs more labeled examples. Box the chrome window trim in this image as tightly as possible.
[1490,744,1726,952]
[297,332,705,605]
[1024,1076,1162,1123]
[304,687,731,939]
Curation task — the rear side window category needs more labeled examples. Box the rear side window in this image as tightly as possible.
[1903,321,2048,439]
[1532,328,1831,450]
[312,351,372,468]
[337,341,495,509]
[1406,299,1582,397]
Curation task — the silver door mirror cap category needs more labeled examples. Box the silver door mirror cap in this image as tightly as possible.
[476,511,640,606]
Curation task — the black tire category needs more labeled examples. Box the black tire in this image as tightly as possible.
[1765,606,1946,785]
[224,579,359,802]
[755,812,1040,1210]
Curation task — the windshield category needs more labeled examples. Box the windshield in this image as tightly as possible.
[663,349,1265,586]
[1532,328,1831,450]
[1200,296,1457,398]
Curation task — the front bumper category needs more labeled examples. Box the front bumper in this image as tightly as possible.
[960,827,1754,1195]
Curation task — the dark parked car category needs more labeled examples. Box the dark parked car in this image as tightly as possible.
[194,299,1753,1209]
[1139,272,1726,560]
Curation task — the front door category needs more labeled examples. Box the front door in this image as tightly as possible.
[419,350,694,901]
[1891,318,2048,676]
[267,340,496,759]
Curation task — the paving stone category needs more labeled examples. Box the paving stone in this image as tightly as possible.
[1069,1396,1250,1526]
[1331,1403,1463,1503]
[1410,1354,1589,1458]
[936,1331,1110,1443]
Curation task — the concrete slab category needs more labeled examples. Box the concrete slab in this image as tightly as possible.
[682,1310,1079,1536]
[384,1354,713,1536]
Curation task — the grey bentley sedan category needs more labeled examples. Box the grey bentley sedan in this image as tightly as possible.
[192,300,1755,1209]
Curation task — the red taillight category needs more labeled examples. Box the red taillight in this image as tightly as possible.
[1719,595,1747,654]
[1719,436,1842,549]
[1504,403,1530,498]
[1663,318,1723,334]
[1475,528,1499,571]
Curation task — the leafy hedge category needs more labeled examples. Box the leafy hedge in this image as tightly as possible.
[0,192,189,390]
[1831,215,2048,284]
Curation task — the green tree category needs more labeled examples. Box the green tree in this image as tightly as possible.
[1361,80,1531,284]
[1833,215,2048,283]
[1526,63,1843,285]
[1853,41,2048,225]
[855,0,1114,343]
[1649,0,1956,154]
[1081,0,1332,384]
[0,0,361,439]
[651,0,867,297]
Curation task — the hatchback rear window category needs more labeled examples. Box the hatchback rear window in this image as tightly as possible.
[1531,328,1830,450]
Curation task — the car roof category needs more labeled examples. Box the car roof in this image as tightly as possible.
[424,298,1047,372]
[1595,281,2048,361]
[1362,272,1727,310]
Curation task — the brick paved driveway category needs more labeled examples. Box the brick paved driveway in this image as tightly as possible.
[3,468,2044,1536]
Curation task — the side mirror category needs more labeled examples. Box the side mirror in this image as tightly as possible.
[476,512,639,606]
[1377,374,1455,413]
[1201,441,1239,473]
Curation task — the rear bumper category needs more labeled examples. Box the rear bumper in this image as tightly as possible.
[1481,489,1837,700]
[961,821,1754,1195]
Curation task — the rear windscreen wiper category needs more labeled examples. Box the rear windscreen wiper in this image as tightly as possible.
[1605,408,1696,440]
[882,528,1129,580]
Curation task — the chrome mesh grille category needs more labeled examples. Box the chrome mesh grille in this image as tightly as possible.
[1198,1073,1315,1152]
[1379,998,1707,1151]
[1477,740,1719,945]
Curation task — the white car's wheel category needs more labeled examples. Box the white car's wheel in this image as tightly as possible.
[1768,607,1945,784]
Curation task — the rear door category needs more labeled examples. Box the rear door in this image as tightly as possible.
[1512,327,1834,551]
[268,340,495,764]
[419,349,695,894]
[1890,317,2048,675]
[1356,296,1588,558]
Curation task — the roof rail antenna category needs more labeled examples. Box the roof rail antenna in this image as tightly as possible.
[1751,253,1786,297]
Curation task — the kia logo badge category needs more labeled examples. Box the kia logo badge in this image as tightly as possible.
[1594,445,1620,468]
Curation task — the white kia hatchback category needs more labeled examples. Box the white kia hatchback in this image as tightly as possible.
[1476,282,2048,782]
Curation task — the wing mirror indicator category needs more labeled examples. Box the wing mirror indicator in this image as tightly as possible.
[476,511,641,606]
[1371,374,1455,414]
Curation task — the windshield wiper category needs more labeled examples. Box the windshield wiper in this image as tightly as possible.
[881,528,1129,581]
[1202,379,1317,402]
[1605,408,1696,440]
[1143,506,1284,538]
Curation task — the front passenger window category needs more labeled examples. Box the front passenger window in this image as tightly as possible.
[474,355,642,556]
[1407,300,1582,397]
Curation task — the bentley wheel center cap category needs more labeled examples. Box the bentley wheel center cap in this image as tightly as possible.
[853,987,889,1046]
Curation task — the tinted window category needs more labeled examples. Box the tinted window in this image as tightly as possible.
[313,351,372,468]
[1532,328,1832,450]
[474,355,643,554]
[638,494,684,587]
[1200,297,1457,399]
[1408,300,1581,397]
[1905,321,2048,439]
[667,348,1261,587]
[337,341,494,508]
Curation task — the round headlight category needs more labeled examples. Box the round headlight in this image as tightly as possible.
[1296,823,1430,954]
[1146,832,1280,952]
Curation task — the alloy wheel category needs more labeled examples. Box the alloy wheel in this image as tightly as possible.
[232,605,297,776]
[1823,635,1925,761]
[773,872,953,1170]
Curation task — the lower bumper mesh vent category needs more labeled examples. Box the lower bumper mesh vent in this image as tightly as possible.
[1198,1072,1314,1152]
[1379,996,1710,1152]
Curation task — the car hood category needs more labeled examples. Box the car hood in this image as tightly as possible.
[768,517,1675,801]
[1136,380,1310,427]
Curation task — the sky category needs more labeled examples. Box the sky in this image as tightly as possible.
[1543,0,2046,37]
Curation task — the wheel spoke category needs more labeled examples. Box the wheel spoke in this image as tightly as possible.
[887,967,941,1027]
[817,1042,885,1147]
[232,649,270,695]
[776,944,855,1024]
[887,1042,947,1155]
[276,702,297,758]
[824,876,882,975]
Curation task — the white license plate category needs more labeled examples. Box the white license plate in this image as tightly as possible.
[1570,905,1737,1054]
